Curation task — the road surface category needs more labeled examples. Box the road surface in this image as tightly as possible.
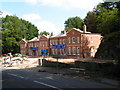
[2,68,117,89]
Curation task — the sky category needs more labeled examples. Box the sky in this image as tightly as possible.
[0,0,103,35]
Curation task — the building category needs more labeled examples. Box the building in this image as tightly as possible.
[20,25,102,58]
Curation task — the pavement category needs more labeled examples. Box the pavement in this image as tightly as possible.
[1,57,120,88]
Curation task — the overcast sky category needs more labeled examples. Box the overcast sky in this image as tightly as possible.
[0,0,103,35]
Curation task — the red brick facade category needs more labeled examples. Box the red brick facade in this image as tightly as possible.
[20,27,102,58]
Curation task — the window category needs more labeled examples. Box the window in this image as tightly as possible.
[72,37,76,43]
[91,47,94,57]
[63,39,66,44]
[52,49,54,55]
[77,37,80,43]
[60,49,62,55]
[53,40,54,44]
[40,42,41,46]
[63,49,66,55]
[68,47,71,55]
[34,43,36,47]
[39,49,41,55]
[77,47,80,55]
[68,37,70,43]
[60,40,62,44]
[56,40,58,45]
[42,42,43,46]
[50,40,52,45]
[55,49,58,55]
[73,47,76,55]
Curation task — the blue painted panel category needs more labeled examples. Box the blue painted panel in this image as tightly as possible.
[41,50,48,55]
[30,47,38,50]
[52,44,66,49]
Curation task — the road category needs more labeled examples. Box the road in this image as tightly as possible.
[2,68,117,89]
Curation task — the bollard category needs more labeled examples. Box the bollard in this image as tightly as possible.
[38,59,41,67]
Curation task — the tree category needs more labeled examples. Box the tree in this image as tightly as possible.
[39,31,50,36]
[95,31,120,60]
[2,15,39,54]
[64,16,83,32]
[96,8,120,35]
[93,2,120,61]
[84,12,97,33]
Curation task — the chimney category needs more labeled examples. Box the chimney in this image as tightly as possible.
[61,30,66,34]
[38,35,41,39]
[83,24,87,33]
[63,30,66,34]
[51,32,54,36]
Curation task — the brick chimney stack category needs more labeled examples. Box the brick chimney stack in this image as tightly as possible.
[38,35,41,39]
[63,30,66,34]
[51,32,54,36]
[83,24,87,33]
[61,30,66,34]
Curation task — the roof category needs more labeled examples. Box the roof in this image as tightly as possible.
[71,28,91,34]
[29,37,39,41]
[50,33,67,38]
[21,38,27,43]
[43,35,51,38]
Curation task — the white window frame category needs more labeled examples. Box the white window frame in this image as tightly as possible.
[53,40,54,44]
[52,49,54,55]
[46,42,47,46]
[50,40,52,45]
[68,37,70,43]
[60,49,62,55]
[72,37,76,43]
[68,47,71,55]
[73,47,76,55]
[77,47,80,55]
[77,37,80,43]
[55,49,58,55]
[63,39,65,44]
[60,40,62,44]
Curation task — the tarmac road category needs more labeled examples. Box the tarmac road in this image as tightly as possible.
[2,68,117,89]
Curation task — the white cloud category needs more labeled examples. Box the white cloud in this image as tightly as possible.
[25,0,38,5]
[36,21,61,34]
[22,13,61,34]
[22,13,41,22]
[25,0,103,10]
[0,10,12,17]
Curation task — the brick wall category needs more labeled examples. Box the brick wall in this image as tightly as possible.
[20,28,102,58]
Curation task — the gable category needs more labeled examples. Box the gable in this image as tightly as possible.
[20,39,27,44]
[67,28,82,36]
[40,35,48,40]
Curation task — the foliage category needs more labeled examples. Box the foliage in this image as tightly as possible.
[84,12,97,33]
[95,31,120,60]
[39,31,50,36]
[96,7,120,36]
[83,2,120,62]
[64,16,83,32]
[2,15,39,54]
